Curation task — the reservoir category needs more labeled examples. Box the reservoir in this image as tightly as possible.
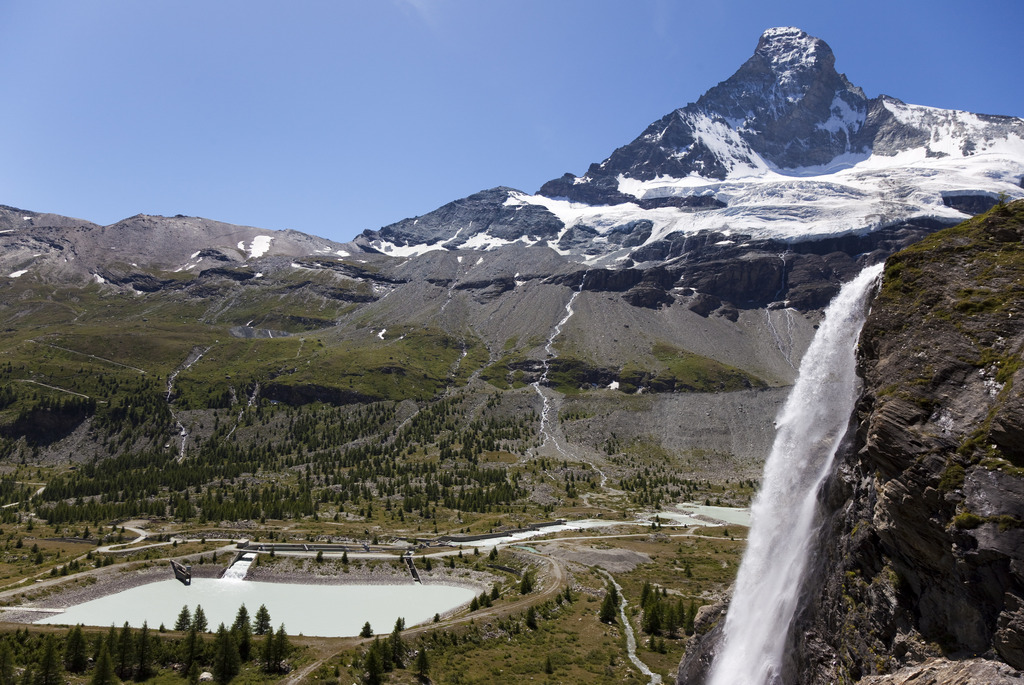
[651,503,752,527]
[457,505,751,547]
[36,578,476,637]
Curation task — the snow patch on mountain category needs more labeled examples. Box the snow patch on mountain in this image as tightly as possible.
[248,235,273,259]
[817,95,866,136]
[682,111,767,177]
[460,232,533,251]
[374,241,447,257]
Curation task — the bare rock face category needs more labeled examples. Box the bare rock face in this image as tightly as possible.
[857,657,1023,684]
[355,187,564,253]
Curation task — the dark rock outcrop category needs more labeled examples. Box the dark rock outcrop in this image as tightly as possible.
[359,187,564,251]
[262,382,375,406]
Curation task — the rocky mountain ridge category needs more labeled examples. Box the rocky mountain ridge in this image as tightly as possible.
[0,205,350,286]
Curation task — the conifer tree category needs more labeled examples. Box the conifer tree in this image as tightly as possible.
[64,625,88,674]
[36,635,61,685]
[212,624,240,684]
[90,643,116,685]
[389,620,405,669]
[192,605,208,633]
[272,624,290,669]
[232,618,253,662]
[179,627,201,675]
[104,624,117,660]
[0,639,14,685]
[599,581,618,624]
[135,621,153,681]
[665,600,683,638]
[116,621,135,681]
[175,605,192,632]
[414,647,429,681]
[363,645,383,685]
[232,604,251,633]
[253,604,271,635]
[684,600,697,636]
[260,626,276,673]
[372,636,391,673]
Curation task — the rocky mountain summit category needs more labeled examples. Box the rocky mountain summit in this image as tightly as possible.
[360,27,1024,266]
[548,26,870,185]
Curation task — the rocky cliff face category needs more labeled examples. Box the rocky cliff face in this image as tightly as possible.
[791,200,1024,683]
[0,206,349,284]
[678,201,1024,683]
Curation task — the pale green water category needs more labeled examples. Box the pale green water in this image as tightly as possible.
[37,578,475,637]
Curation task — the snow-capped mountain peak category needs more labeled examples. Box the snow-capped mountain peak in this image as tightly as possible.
[357,28,1024,263]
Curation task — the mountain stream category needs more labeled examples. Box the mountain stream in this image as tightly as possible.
[531,273,585,457]
[529,272,610,486]
[165,346,211,460]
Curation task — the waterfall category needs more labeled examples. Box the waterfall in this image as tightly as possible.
[221,553,255,582]
[707,263,883,685]
[532,272,588,454]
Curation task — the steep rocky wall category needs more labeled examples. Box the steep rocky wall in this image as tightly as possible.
[792,201,1024,683]
[676,201,1024,684]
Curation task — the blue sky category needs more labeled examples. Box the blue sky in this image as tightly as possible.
[1,1,1022,243]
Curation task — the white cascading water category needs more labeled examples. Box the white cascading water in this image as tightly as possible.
[221,553,255,581]
[532,273,587,455]
[707,263,884,685]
